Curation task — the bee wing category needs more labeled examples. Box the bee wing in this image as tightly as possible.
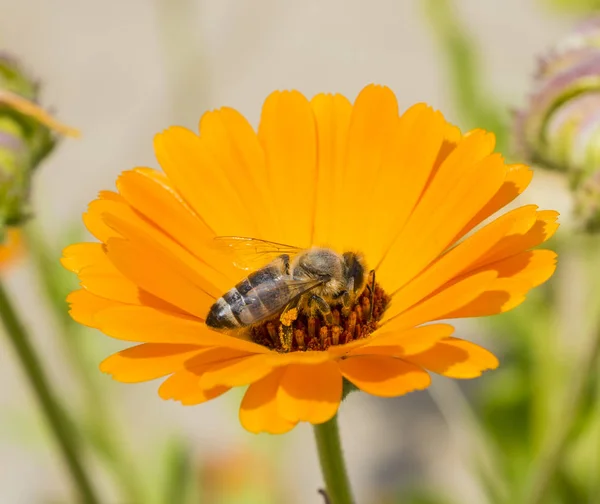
[212,236,304,271]
[236,277,323,325]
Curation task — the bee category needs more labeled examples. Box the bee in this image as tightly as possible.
[206,237,369,338]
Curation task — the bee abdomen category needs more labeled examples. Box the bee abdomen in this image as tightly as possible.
[206,264,286,331]
[205,295,241,330]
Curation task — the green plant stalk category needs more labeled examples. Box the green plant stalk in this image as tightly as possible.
[0,279,100,504]
[524,320,600,504]
[313,415,353,504]
[24,226,145,504]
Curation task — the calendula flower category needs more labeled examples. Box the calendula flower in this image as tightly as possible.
[62,84,558,434]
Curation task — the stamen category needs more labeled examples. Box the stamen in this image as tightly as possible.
[250,281,390,352]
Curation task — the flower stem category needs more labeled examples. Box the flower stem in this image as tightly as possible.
[0,279,100,504]
[524,322,600,504]
[313,415,354,504]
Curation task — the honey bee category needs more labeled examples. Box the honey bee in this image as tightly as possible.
[206,237,368,336]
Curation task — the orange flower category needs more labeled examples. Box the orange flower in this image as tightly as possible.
[62,85,558,434]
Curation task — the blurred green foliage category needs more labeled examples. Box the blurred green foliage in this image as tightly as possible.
[544,0,600,13]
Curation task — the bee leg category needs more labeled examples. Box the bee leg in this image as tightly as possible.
[367,269,375,322]
[279,297,299,351]
[308,294,334,326]
[333,290,352,317]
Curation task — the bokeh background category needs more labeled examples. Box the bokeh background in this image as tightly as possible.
[0,0,597,503]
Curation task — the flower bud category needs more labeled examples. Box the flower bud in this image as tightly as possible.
[0,53,77,239]
[515,17,600,231]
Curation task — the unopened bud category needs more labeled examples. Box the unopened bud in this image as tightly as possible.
[0,54,77,239]
[515,17,600,230]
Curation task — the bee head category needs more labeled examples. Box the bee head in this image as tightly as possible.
[342,252,365,294]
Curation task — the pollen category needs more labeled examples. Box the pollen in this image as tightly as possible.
[250,282,390,352]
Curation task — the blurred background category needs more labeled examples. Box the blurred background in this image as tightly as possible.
[0,0,597,503]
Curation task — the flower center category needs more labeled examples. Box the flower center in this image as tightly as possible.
[250,282,390,352]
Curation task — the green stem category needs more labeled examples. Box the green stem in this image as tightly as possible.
[313,415,354,504]
[24,226,144,503]
[0,279,100,504]
[524,323,600,504]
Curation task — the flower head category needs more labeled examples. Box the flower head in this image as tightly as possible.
[63,85,558,434]
[515,17,600,231]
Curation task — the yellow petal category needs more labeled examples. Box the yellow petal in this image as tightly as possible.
[99,344,203,383]
[445,250,557,318]
[66,289,122,327]
[159,369,229,405]
[459,163,533,239]
[475,210,559,267]
[105,237,214,319]
[385,205,538,321]
[94,305,268,351]
[407,337,499,378]
[383,271,498,332]
[82,195,125,242]
[61,243,107,273]
[198,108,278,239]
[154,126,258,237]
[277,361,342,424]
[257,90,317,247]
[359,103,446,267]
[378,135,505,293]
[311,93,352,246]
[239,370,297,434]
[102,208,222,300]
[116,169,238,287]
[328,85,400,254]
[349,323,456,357]
[339,355,431,397]
[199,354,274,389]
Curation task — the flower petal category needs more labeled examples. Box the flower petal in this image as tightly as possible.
[61,243,107,273]
[82,194,125,242]
[277,361,342,424]
[459,163,533,238]
[327,85,400,254]
[385,205,538,321]
[352,323,456,356]
[383,271,498,332]
[105,237,214,319]
[359,103,446,267]
[102,208,222,300]
[311,93,352,246]
[115,168,238,288]
[445,249,557,318]
[378,131,504,293]
[94,305,267,351]
[407,337,499,378]
[159,369,229,405]
[154,126,258,237]
[239,370,297,434]
[258,90,317,247]
[198,108,278,239]
[99,343,203,383]
[339,355,431,397]
[198,353,274,389]
[67,289,122,327]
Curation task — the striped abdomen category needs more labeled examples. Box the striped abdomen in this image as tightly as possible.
[206,263,291,330]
